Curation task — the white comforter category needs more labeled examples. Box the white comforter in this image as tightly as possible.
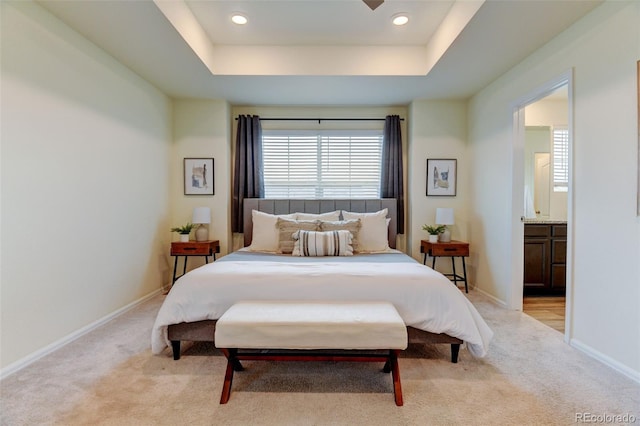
[151,251,493,357]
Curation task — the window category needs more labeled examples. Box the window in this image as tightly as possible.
[552,127,569,192]
[262,130,383,198]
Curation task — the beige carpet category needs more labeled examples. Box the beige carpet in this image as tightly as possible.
[1,291,638,426]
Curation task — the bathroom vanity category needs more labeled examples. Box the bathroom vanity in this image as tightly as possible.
[523,222,567,295]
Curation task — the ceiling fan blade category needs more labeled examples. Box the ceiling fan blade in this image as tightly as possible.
[363,0,384,11]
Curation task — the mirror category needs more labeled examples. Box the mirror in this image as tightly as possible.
[524,126,551,218]
[523,86,569,221]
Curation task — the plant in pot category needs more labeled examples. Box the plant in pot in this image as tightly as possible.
[422,224,446,243]
[171,223,195,242]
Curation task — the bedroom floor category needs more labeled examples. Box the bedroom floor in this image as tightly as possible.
[2,291,637,426]
[523,296,566,333]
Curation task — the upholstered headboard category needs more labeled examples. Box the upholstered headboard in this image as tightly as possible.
[243,198,397,249]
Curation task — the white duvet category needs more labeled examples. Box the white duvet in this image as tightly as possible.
[151,252,493,357]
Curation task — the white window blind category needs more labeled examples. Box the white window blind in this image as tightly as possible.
[552,127,569,192]
[262,130,383,199]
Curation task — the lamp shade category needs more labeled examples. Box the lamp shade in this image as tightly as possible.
[192,207,211,224]
[435,208,454,225]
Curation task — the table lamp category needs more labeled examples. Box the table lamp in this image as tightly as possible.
[192,207,211,242]
[435,208,454,242]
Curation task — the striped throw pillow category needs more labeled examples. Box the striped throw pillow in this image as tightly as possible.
[292,230,354,257]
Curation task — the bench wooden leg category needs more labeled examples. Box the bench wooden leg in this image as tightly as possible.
[221,348,244,371]
[220,349,237,404]
[219,349,403,405]
[390,350,403,406]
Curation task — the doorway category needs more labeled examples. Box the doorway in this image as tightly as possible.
[511,71,573,342]
[523,296,566,333]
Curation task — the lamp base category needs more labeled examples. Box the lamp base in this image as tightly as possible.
[195,225,209,242]
[439,229,451,243]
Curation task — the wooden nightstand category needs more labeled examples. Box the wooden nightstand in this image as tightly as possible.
[171,240,220,286]
[421,240,470,293]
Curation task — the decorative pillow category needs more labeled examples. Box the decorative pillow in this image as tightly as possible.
[276,218,320,254]
[248,210,296,252]
[295,210,341,221]
[319,219,362,252]
[341,209,390,253]
[292,230,354,257]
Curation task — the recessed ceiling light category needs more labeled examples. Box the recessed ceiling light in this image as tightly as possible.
[392,13,409,26]
[231,13,248,25]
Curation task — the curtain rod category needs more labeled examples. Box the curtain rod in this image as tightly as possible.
[235,117,404,123]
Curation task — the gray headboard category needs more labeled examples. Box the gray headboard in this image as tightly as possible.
[243,199,397,249]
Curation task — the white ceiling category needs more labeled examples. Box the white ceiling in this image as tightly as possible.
[187,1,456,46]
[37,0,601,106]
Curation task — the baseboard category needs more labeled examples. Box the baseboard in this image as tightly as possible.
[570,338,640,385]
[473,287,508,308]
[0,287,164,381]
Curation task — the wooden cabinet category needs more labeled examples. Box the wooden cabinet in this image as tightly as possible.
[524,224,566,295]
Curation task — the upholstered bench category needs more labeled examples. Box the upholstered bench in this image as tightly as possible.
[215,301,408,406]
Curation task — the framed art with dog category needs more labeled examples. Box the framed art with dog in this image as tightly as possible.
[427,159,457,196]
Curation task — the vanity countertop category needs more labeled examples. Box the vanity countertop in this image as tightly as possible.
[523,219,567,224]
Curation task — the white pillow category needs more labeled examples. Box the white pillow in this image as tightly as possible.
[341,208,390,253]
[295,210,341,221]
[292,229,354,257]
[248,210,295,252]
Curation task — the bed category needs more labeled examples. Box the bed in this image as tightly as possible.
[152,199,493,362]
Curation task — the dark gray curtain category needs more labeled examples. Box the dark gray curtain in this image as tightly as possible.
[381,115,404,233]
[232,115,264,233]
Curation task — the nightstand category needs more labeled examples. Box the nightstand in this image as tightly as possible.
[171,240,220,286]
[421,240,470,293]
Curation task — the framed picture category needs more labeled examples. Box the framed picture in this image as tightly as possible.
[426,159,457,196]
[184,158,214,195]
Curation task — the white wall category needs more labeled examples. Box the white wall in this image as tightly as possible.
[468,1,639,378]
[171,99,231,269]
[525,98,568,127]
[231,105,409,251]
[1,2,172,370]
[408,101,469,270]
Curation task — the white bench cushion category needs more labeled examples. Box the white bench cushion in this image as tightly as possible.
[215,301,407,350]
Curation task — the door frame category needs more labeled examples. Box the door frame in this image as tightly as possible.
[510,69,574,343]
